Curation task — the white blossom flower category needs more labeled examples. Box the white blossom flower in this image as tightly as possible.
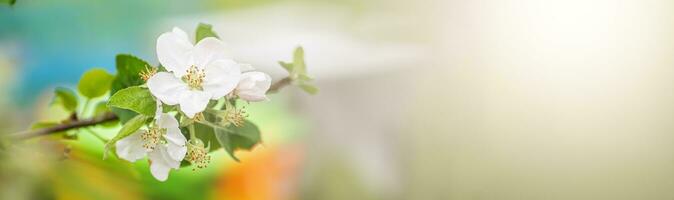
[148,27,242,118]
[115,108,187,181]
[235,71,272,102]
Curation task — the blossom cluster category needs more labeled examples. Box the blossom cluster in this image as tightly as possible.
[115,27,271,181]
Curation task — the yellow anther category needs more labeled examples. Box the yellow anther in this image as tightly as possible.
[140,66,158,81]
[183,65,206,90]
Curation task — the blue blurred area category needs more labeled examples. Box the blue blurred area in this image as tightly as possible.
[0,0,208,106]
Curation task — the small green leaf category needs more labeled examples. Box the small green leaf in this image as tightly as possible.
[52,87,78,112]
[214,120,261,161]
[112,115,149,142]
[279,61,294,72]
[195,23,219,42]
[293,46,306,74]
[298,83,319,95]
[278,46,318,94]
[78,68,114,98]
[1,0,16,6]
[111,54,152,94]
[298,74,313,81]
[107,86,156,116]
[104,115,150,159]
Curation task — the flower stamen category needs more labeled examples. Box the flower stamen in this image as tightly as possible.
[186,139,211,171]
[141,126,166,150]
[139,65,158,81]
[224,106,248,127]
[183,65,206,90]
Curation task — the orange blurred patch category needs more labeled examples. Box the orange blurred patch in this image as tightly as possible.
[212,144,305,200]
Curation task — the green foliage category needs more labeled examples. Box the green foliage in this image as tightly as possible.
[94,101,118,127]
[107,86,156,116]
[104,114,151,158]
[214,120,261,161]
[195,23,219,42]
[193,122,220,150]
[279,46,319,94]
[113,115,149,142]
[78,68,114,98]
[110,107,137,124]
[111,54,152,94]
[0,0,16,6]
[52,87,78,112]
[299,83,319,95]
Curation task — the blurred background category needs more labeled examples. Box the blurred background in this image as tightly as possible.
[3,0,674,199]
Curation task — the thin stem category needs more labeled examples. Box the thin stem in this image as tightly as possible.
[189,123,196,140]
[7,112,118,140]
[213,98,226,110]
[79,99,91,118]
[84,127,108,143]
[267,77,291,94]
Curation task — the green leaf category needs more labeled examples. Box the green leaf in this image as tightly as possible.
[107,86,156,116]
[78,68,114,98]
[298,74,313,81]
[0,0,16,6]
[93,101,109,116]
[104,114,150,159]
[279,61,293,72]
[195,23,219,42]
[52,87,78,112]
[277,46,318,94]
[112,115,149,142]
[214,120,261,161]
[111,54,152,94]
[298,83,319,95]
[194,122,221,150]
[94,101,118,127]
[293,46,306,74]
[110,107,137,124]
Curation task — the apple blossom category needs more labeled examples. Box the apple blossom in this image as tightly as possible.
[147,27,243,118]
[115,103,187,181]
[235,71,272,102]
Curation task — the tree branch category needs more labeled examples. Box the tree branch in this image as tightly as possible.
[267,77,291,94]
[8,112,118,140]
[8,77,294,140]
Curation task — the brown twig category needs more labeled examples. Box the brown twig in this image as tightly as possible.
[8,77,293,140]
[8,112,118,140]
[267,77,291,94]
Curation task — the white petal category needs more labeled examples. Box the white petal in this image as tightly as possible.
[147,72,189,105]
[239,63,255,72]
[115,130,148,162]
[148,145,181,181]
[171,27,190,42]
[236,72,271,102]
[166,142,187,162]
[157,113,179,130]
[202,59,241,99]
[149,160,170,182]
[158,113,188,161]
[154,100,165,119]
[192,37,228,69]
[178,90,211,118]
[157,27,194,77]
